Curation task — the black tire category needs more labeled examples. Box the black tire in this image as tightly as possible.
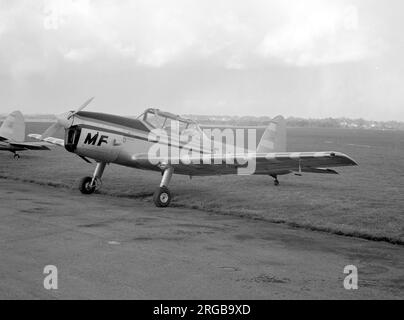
[79,176,96,194]
[274,180,280,186]
[13,154,20,159]
[153,186,171,207]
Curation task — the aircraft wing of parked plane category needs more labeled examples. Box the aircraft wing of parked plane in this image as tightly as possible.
[30,98,357,207]
[0,111,50,158]
[129,151,352,177]
[28,135,64,147]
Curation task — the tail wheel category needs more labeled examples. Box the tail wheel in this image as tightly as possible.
[153,186,172,207]
[79,176,96,194]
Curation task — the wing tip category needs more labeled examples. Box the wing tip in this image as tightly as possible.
[331,151,358,166]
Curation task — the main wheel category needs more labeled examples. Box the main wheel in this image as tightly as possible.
[274,179,280,186]
[13,154,20,159]
[79,176,96,194]
[153,186,171,207]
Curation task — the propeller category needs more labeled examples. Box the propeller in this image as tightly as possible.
[40,97,94,139]
[67,97,94,120]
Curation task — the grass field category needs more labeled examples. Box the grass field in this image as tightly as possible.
[1,122,403,244]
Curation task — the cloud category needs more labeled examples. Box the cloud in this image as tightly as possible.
[43,0,92,30]
[63,47,95,62]
[3,0,402,121]
[0,0,377,74]
[133,6,197,67]
[257,2,367,66]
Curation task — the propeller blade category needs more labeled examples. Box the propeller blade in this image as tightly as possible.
[40,122,62,139]
[35,97,95,142]
[68,97,94,119]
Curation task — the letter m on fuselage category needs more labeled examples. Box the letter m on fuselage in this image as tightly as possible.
[84,132,99,145]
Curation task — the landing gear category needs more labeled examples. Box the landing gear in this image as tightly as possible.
[13,153,20,160]
[79,176,96,194]
[79,162,106,195]
[153,186,171,207]
[153,167,173,207]
[270,174,280,186]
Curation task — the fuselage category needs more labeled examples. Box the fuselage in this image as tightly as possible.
[66,111,214,172]
[64,111,260,175]
[67,112,152,165]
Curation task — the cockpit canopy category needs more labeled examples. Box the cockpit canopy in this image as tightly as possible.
[138,108,203,135]
[138,108,222,154]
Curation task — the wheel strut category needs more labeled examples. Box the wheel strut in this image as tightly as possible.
[91,162,106,188]
[270,174,280,186]
[160,167,173,188]
[79,162,107,195]
[154,167,174,207]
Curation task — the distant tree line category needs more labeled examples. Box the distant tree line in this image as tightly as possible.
[1,113,403,130]
[184,115,404,130]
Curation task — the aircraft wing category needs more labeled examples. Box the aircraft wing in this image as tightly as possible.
[28,134,65,147]
[9,142,50,150]
[131,151,357,176]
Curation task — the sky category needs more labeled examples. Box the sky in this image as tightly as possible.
[0,0,403,121]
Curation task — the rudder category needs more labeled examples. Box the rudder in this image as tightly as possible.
[256,115,286,153]
[0,111,25,142]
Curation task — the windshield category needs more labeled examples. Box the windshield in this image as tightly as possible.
[140,109,202,135]
[139,108,212,152]
[142,110,167,128]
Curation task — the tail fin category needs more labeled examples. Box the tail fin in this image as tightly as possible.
[0,111,25,142]
[256,115,286,153]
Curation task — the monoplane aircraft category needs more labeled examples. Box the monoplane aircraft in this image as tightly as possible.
[30,98,357,207]
[0,111,50,158]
